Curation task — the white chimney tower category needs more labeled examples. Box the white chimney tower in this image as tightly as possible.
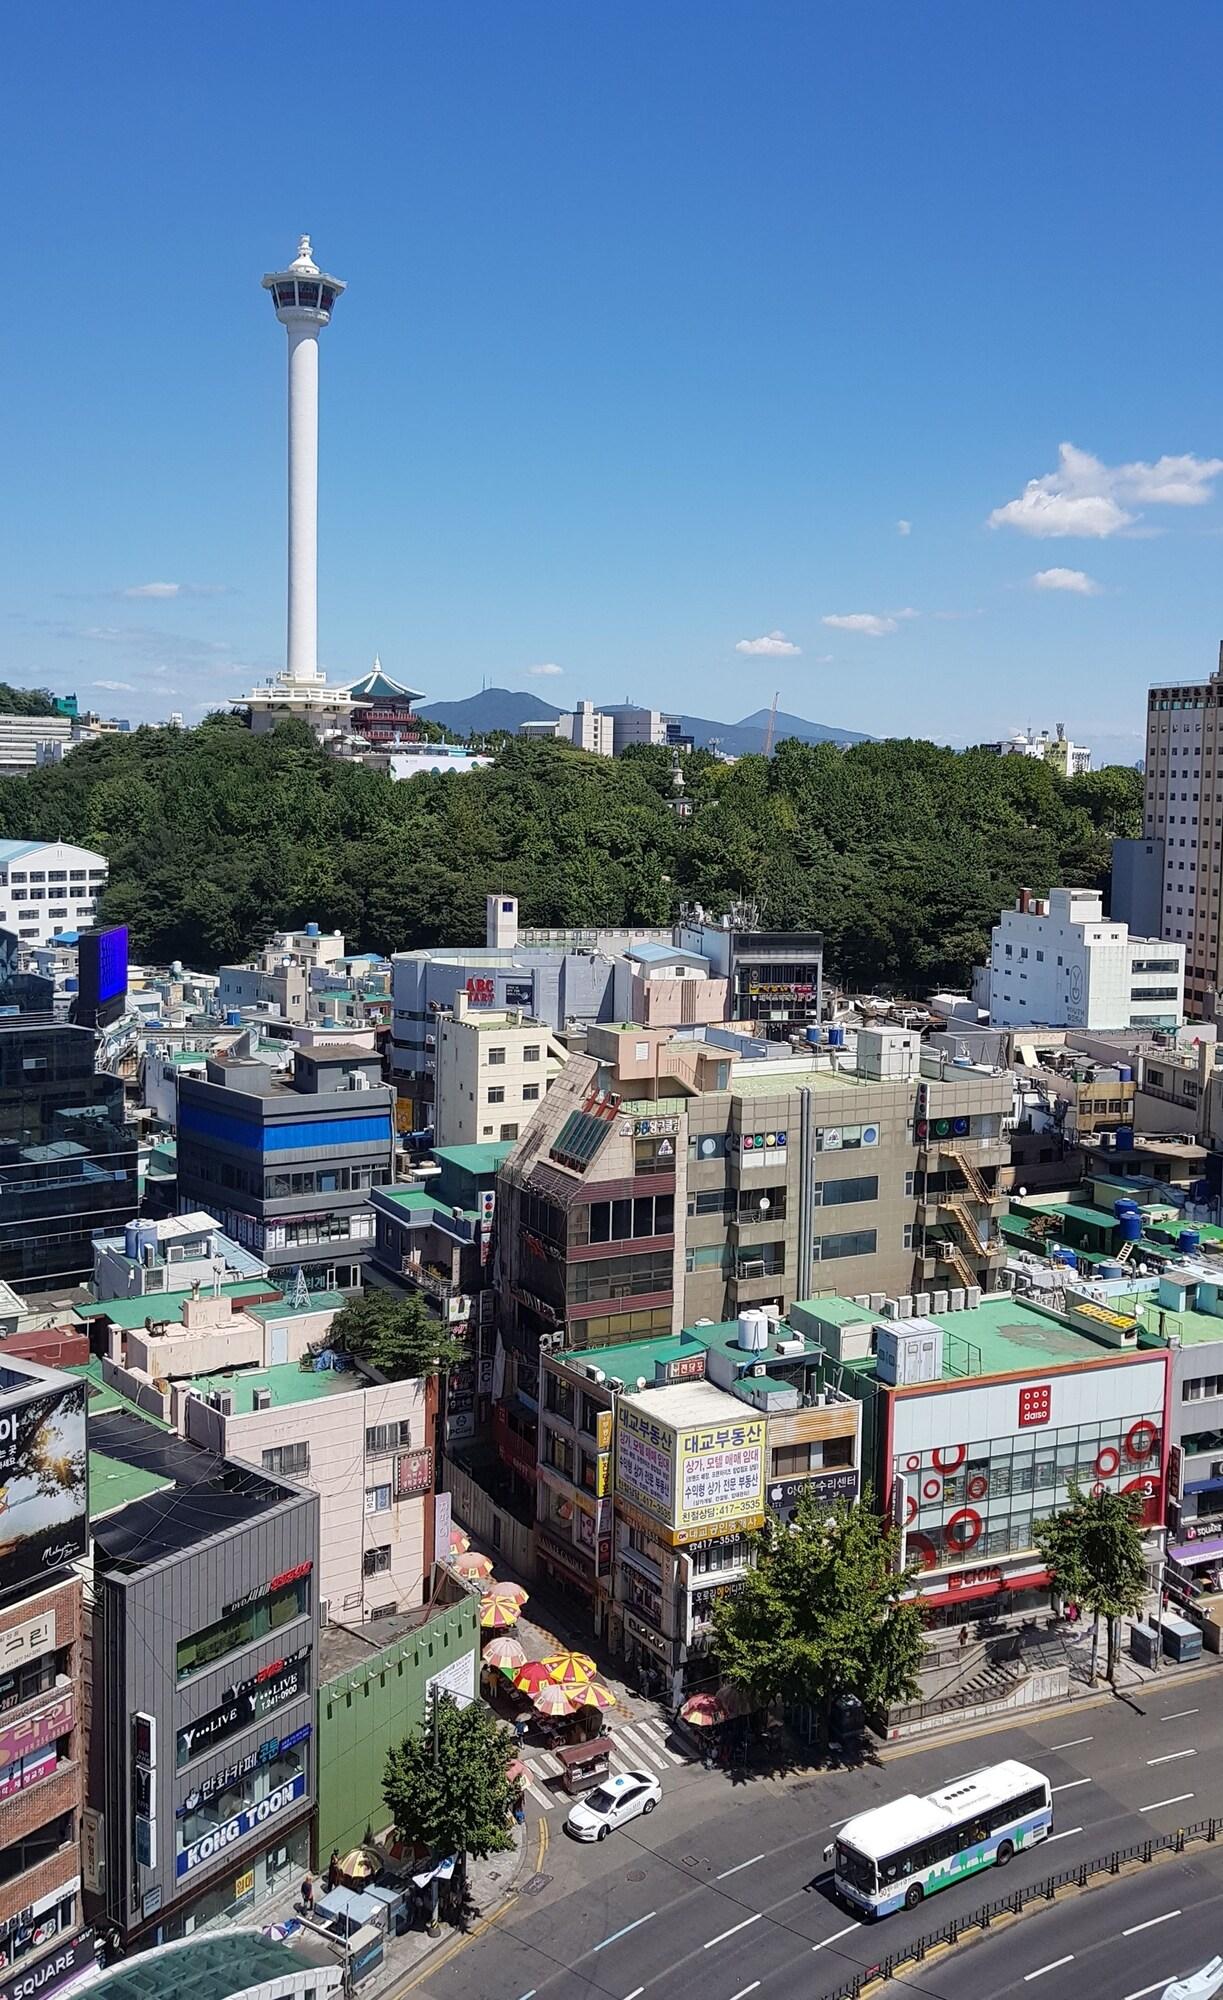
[261,237,346,687]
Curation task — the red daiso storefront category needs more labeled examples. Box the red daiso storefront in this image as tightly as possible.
[875,1336,1171,1630]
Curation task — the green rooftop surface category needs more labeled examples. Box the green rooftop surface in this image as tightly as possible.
[74,1279,279,1330]
[184,1358,354,1410]
[378,1185,479,1223]
[166,1049,208,1065]
[1116,1290,1223,1349]
[557,1329,700,1376]
[730,1065,863,1095]
[85,1933,321,2000]
[431,1141,514,1178]
[247,1289,345,1321]
[809,1293,1121,1381]
[1021,1200,1121,1231]
[794,1295,877,1326]
[90,1448,172,1515]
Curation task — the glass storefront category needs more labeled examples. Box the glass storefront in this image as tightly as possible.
[176,1575,310,1681]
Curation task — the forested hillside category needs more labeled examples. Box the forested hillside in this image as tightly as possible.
[0,717,1142,991]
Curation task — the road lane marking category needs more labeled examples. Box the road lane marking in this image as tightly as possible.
[638,1717,686,1765]
[828,1814,853,1827]
[716,1854,766,1880]
[728,1987,761,2000]
[1146,1749,1195,1765]
[1047,1736,1093,1750]
[1051,1778,1091,1791]
[703,1914,762,1951]
[1025,1956,1074,1981]
[1122,1982,1176,2000]
[623,1990,644,1999]
[1159,1707,1198,1722]
[514,1992,536,1999]
[1122,1911,1181,1937]
[617,1724,669,1771]
[813,1922,862,1952]
[593,1913,657,1952]
[1140,1792,1194,1812]
[1045,1826,1082,1842]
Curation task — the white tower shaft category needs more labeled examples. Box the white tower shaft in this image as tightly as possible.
[286,322,321,685]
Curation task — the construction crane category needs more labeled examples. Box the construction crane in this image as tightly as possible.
[763,689,779,756]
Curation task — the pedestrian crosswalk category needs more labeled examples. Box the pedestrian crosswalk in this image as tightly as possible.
[517,1716,690,1813]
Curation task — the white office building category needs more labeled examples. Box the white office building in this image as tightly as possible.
[0,839,108,946]
[519,699,614,756]
[983,887,1184,1031]
[434,989,567,1145]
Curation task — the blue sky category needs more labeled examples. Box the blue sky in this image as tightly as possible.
[5,2,1223,757]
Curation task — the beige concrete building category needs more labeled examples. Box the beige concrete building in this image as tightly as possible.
[1137,650,1223,1019]
[434,990,567,1147]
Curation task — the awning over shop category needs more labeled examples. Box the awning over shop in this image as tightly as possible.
[916,1568,1051,1608]
[1168,1536,1223,1565]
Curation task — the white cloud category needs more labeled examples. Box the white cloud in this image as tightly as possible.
[527,662,564,677]
[92,679,136,692]
[735,630,801,657]
[989,441,1223,538]
[121,581,228,599]
[897,519,912,536]
[1032,566,1101,596]
[821,611,915,638]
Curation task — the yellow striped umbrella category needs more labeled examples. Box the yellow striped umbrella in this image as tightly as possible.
[574,1680,617,1712]
[493,1581,529,1608]
[479,1590,524,1630]
[542,1650,597,1688]
[448,1527,471,1555]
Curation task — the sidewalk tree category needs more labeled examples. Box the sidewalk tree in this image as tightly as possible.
[383,1693,516,1924]
[325,1290,465,1381]
[712,1493,923,1744]
[1035,1484,1148,1682]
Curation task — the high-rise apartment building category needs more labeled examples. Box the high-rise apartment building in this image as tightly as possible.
[1136,651,1223,1019]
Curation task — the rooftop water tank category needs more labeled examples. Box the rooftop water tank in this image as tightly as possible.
[1114,1199,1139,1218]
[1118,1065,1133,1083]
[226,1010,242,1026]
[1099,1260,1126,1279]
[124,1221,139,1260]
[1053,1246,1077,1268]
[806,1026,823,1045]
[737,1311,769,1352]
[828,1025,846,1049]
[1115,1128,1135,1152]
[305,922,320,937]
[1119,1212,1143,1243]
[1179,1229,1201,1253]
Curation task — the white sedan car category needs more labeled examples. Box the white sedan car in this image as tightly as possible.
[565,1770,662,1841]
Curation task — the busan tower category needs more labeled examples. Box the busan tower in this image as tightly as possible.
[244,237,357,736]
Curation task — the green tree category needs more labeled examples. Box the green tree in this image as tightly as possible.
[1035,1484,1149,1682]
[712,1493,924,1743]
[383,1693,516,1926]
[326,1290,465,1380]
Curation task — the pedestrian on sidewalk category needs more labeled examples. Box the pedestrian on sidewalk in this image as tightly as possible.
[300,1874,314,1917]
[327,1850,340,1891]
[959,1625,969,1650]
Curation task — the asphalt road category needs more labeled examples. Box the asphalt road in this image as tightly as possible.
[414,1679,1223,2000]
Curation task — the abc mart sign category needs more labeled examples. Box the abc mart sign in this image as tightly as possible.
[176,1771,306,1877]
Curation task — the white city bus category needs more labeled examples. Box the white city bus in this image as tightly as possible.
[824,1759,1052,1918]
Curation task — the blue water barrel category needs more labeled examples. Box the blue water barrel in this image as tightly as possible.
[1119,1213,1143,1242]
[1118,1065,1133,1083]
[1179,1229,1201,1253]
[1053,1246,1077,1268]
[828,1026,846,1048]
[1099,1260,1126,1278]
[1114,1198,1139,1219]
[226,1010,242,1026]
[1115,1129,1135,1152]
[806,1026,822,1045]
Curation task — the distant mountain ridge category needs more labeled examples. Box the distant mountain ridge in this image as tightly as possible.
[417,688,871,750]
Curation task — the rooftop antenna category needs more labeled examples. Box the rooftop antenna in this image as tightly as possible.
[287,1265,311,1311]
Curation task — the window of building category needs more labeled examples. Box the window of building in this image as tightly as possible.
[812,1173,879,1207]
[363,1545,391,1576]
[365,1483,393,1513]
[544,1429,575,1478]
[569,1249,673,1303]
[523,1045,541,1062]
[689,1533,754,1574]
[1184,1375,1223,1402]
[772,1443,813,1477]
[545,1375,576,1422]
[176,1572,310,1680]
[366,1420,413,1453]
[688,1187,735,1218]
[487,1047,506,1065]
[522,1082,540,1101]
[813,1227,878,1262]
[262,1442,310,1477]
[501,1122,519,1140]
